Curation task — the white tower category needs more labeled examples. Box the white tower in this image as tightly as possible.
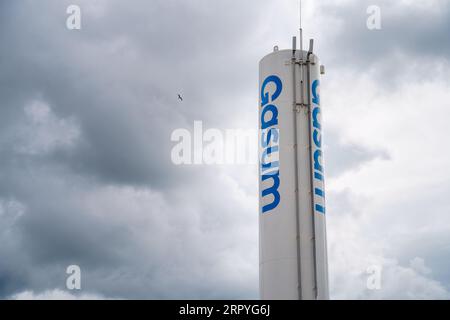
[258,19,329,299]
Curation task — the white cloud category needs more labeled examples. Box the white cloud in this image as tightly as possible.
[0,199,25,230]
[15,100,80,155]
[11,289,104,300]
[327,189,450,299]
[323,51,450,298]
[410,257,432,276]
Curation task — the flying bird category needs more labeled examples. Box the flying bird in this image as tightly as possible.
[178,94,183,101]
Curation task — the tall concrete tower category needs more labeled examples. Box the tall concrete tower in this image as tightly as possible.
[258,22,329,299]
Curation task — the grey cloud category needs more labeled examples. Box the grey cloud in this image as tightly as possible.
[0,0,266,188]
[0,0,263,299]
[319,1,450,62]
[316,1,450,85]
[326,189,450,299]
[0,160,257,298]
[373,184,450,293]
[324,129,390,178]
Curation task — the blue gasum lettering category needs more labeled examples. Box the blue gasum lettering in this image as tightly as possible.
[314,150,323,172]
[312,108,321,130]
[314,188,325,197]
[312,80,320,105]
[261,75,282,106]
[261,104,278,129]
[315,204,325,214]
[261,171,281,213]
[314,171,324,181]
[261,127,279,148]
[261,146,279,172]
[260,75,282,214]
[313,130,321,148]
[311,79,326,214]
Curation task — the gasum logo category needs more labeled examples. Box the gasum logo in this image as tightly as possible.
[311,79,326,214]
[260,75,282,214]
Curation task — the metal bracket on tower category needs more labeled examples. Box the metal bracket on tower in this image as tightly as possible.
[294,102,308,113]
[295,60,308,66]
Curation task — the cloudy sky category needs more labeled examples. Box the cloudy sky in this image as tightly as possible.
[1,0,450,299]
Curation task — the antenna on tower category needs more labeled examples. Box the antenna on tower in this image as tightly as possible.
[299,0,303,53]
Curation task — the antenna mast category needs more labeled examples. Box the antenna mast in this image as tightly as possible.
[299,0,303,53]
